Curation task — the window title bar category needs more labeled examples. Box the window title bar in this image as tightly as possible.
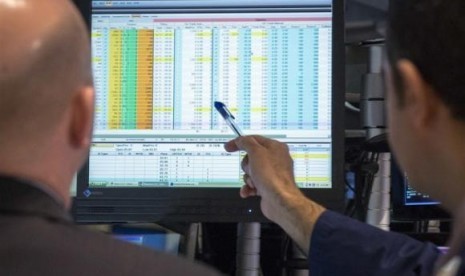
[92,0,332,9]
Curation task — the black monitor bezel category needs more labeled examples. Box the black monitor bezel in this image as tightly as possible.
[72,0,345,223]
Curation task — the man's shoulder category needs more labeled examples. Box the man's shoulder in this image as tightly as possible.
[0,215,220,276]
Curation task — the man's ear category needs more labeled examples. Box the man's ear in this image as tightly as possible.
[396,59,438,129]
[69,86,94,148]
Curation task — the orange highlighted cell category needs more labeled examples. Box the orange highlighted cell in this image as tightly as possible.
[136,30,154,129]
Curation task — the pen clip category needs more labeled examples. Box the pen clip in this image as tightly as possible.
[214,101,243,137]
[225,108,235,120]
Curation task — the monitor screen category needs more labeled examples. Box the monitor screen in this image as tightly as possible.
[391,160,448,220]
[73,0,345,223]
[404,178,440,206]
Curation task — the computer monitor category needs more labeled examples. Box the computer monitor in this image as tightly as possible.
[72,0,345,223]
[391,160,449,220]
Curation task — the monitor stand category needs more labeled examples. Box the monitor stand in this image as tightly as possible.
[236,222,261,276]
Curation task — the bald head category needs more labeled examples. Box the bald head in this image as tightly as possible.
[0,0,92,144]
[0,0,94,205]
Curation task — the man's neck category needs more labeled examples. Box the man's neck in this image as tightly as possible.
[0,167,72,209]
[438,121,465,215]
[0,128,77,209]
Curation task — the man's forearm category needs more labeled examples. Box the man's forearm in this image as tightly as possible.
[266,190,326,255]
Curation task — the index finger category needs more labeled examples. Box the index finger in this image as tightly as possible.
[246,135,276,148]
[224,136,262,153]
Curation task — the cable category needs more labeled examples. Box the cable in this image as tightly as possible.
[345,101,361,112]
[346,150,380,220]
[345,178,355,192]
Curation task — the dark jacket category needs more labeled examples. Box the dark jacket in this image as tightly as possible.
[0,176,220,276]
[309,210,465,275]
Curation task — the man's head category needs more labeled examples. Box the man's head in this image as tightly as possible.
[0,0,94,207]
[385,0,465,212]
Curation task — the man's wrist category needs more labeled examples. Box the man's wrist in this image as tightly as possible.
[266,185,326,254]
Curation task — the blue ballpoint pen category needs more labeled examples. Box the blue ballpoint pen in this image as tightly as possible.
[214,101,243,137]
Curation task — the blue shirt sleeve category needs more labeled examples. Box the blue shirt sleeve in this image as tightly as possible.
[308,211,441,276]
